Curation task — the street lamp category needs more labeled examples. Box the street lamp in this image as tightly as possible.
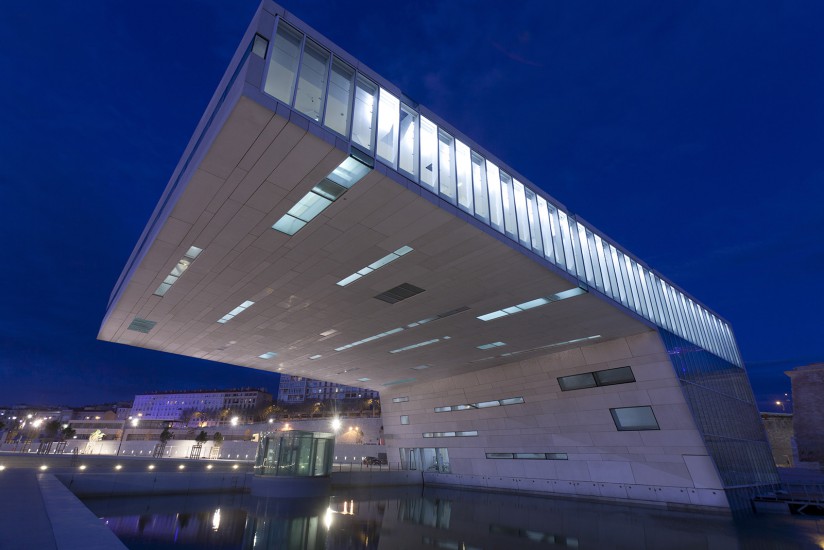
[231,417,239,426]
[775,401,785,412]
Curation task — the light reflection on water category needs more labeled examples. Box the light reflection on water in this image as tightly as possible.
[85,486,823,549]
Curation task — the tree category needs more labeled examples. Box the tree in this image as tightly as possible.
[213,432,224,446]
[89,429,105,442]
[61,425,76,440]
[44,420,61,440]
[259,404,285,422]
[159,425,174,443]
[0,420,5,431]
[195,430,209,443]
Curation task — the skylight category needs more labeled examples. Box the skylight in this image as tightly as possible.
[154,245,202,297]
[336,245,413,286]
[309,354,322,360]
[477,287,586,322]
[258,352,277,359]
[332,307,468,353]
[499,335,601,357]
[477,341,506,350]
[217,300,255,324]
[389,336,450,354]
[272,156,370,236]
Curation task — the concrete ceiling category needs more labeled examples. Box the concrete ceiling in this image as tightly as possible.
[100,96,651,391]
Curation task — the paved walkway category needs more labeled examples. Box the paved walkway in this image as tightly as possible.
[0,470,126,550]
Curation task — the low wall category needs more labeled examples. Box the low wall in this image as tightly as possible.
[331,470,422,488]
[57,471,252,498]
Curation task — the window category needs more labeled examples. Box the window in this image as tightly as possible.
[438,130,456,203]
[558,366,635,391]
[294,40,329,121]
[376,89,400,168]
[264,22,302,104]
[154,245,202,297]
[434,396,524,413]
[392,396,409,403]
[610,406,659,431]
[419,117,438,192]
[400,415,409,425]
[471,153,489,222]
[499,171,517,239]
[398,104,418,179]
[422,431,478,438]
[351,76,377,151]
[485,452,568,460]
[486,160,504,232]
[324,59,354,136]
[455,140,473,212]
[252,34,269,58]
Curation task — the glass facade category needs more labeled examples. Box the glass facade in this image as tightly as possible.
[254,430,335,477]
[261,16,743,369]
[660,330,780,509]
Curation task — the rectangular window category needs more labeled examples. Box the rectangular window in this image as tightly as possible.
[485,452,568,460]
[252,34,269,58]
[419,117,438,192]
[434,397,524,412]
[294,40,329,122]
[351,76,377,152]
[557,372,597,391]
[400,415,409,425]
[513,179,531,247]
[610,406,660,431]
[392,396,409,403]
[455,140,473,212]
[471,153,489,222]
[264,22,302,104]
[323,59,354,137]
[486,160,504,232]
[536,196,554,263]
[422,431,478,438]
[376,88,400,168]
[499,171,517,239]
[524,187,543,254]
[593,366,635,386]
[398,104,418,179]
[438,131,457,203]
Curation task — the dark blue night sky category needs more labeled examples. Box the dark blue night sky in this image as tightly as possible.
[1,1,821,411]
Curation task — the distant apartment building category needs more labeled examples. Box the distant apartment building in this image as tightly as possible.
[277,375,379,404]
[786,363,824,465]
[131,388,272,421]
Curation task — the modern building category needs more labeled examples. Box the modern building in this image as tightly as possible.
[786,363,824,466]
[277,374,379,404]
[131,388,272,421]
[98,1,778,511]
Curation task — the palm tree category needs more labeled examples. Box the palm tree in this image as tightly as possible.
[195,430,209,443]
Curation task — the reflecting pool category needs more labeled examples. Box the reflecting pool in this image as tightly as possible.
[85,486,823,549]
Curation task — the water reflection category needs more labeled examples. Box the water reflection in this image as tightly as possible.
[87,486,822,549]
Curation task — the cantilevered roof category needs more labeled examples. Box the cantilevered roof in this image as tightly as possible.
[100,2,742,390]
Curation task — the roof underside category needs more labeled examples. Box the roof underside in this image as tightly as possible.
[99,96,651,390]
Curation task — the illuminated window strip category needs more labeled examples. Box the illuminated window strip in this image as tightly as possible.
[499,335,601,357]
[435,396,523,413]
[477,341,506,350]
[337,245,413,286]
[485,452,568,460]
[392,396,409,403]
[333,308,468,352]
[389,336,450,354]
[154,246,202,297]
[272,157,370,236]
[477,287,586,322]
[308,354,322,360]
[422,430,478,438]
[217,300,255,324]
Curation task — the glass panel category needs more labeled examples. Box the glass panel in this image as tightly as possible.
[455,140,473,212]
[327,156,370,188]
[400,415,409,425]
[610,406,660,431]
[557,372,596,391]
[376,88,400,168]
[594,234,611,296]
[398,104,418,179]
[485,160,504,232]
[419,117,438,191]
[546,453,569,460]
[499,171,517,239]
[557,210,575,274]
[438,130,456,203]
[264,22,302,104]
[499,397,524,405]
[568,215,585,279]
[272,214,306,235]
[513,179,531,247]
[536,197,554,263]
[586,230,604,292]
[324,59,354,137]
[577,223,594,285]
[288,192,332,221]
[294,40,329,122]
[525,188,543,254]
[471,153,489,222]
[548,204,565,268]
[594,366,635,386]
[351,76,377,151]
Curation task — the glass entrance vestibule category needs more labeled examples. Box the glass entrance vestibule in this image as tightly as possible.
[255,430,335,477]
[400,447,450,473]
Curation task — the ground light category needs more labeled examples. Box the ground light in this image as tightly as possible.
[232,464,239,470]
[39,465,48,471]
[115,465,122,470]
[178,464,185,470]
[0,465,5,471]
[148,464,155,470]
[331,417,342,431]
[206,465,213,470]
[78,465,86,471]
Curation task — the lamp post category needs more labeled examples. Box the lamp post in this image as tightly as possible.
[116,418,139,456]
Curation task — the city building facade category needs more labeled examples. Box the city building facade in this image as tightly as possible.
[99,2,778,511]
[131,388,272,421]
[786,363,824,466]
[277,374,379,404]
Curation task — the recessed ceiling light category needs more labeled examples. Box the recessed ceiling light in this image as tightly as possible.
[320,329,338,337]
[411,365,430,370]
[259,352,277,359]
[477,287,586,322]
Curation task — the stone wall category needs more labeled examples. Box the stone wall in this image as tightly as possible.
[786,363,824,465]
[760,413,793,467]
